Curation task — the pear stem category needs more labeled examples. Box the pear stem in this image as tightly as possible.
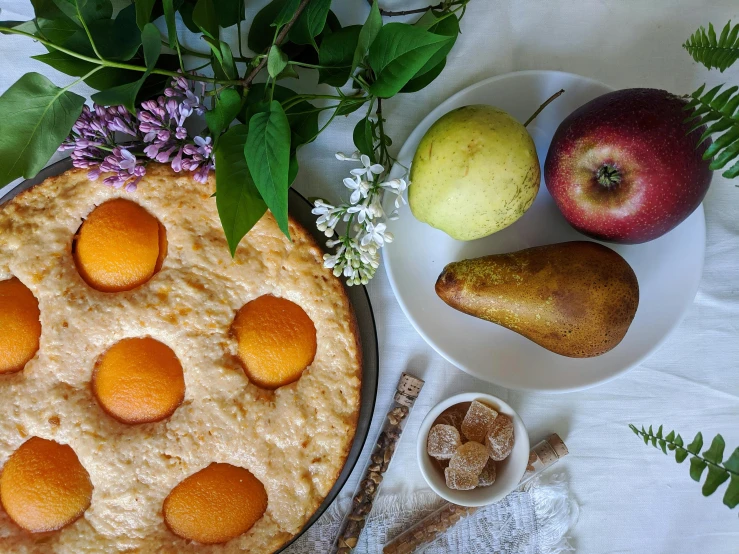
[523,89,565,127]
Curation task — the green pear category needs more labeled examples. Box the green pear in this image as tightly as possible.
[409,105,540,241]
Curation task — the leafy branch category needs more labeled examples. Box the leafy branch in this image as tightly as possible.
[684,83,739,179]
[630,424,739,511]
[684,21,739,73]
[366,0,468,17]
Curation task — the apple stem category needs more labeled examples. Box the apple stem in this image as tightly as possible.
[523,89,566,127]
[596,164,622,188]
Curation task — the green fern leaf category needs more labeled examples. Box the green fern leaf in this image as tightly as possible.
[703,435,726,464]
[684,83,739,179]
[684,21,739,72]
[666,430,676,442]
[687,432,704,455]
[725,476,739,509]
[690,456,708,481]
[724,447,739,474]
[703,465,730,496]
[656,425,664,439]
[659,439,667,454]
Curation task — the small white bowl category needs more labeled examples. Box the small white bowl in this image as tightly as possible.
[417,392,530,507]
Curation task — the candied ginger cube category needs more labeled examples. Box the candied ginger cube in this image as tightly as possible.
[486,413,514,461]
[444,467,478,490]
[449,441,488,474]
[478,458,497,487]
[427,424,461,460]
[461,401,498,443]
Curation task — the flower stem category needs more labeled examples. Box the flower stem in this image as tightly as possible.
[0,27,243,86]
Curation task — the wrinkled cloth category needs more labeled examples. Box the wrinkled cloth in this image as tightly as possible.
[1,1,738,553]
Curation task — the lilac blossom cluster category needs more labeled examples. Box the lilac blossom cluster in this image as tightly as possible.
[60,74,215,191]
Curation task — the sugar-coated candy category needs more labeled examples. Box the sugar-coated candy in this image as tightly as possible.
[444,467,478,490]
[486,413,514,461]
[427,424,462,460]
[449,441,488,474]
[478,458,497,487]
[461,401,498,443]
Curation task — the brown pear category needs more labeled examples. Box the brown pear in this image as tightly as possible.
[435,241,639,358]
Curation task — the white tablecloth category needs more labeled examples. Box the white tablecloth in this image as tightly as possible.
[1,1,738,552]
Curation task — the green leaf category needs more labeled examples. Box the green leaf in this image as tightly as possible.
[60,4,142,62]
[240,83,317,147]
[218,41,238,80]
[38,17,79,42]
[725,447,739,474]
[656,425,664,439]
[135,0,157,29]
[703,464,730,496]
[352,0,382,74]
[629,424,639,436]
[52,0,112,23]
[0,72,84,187]
[725,475,739,509]
[335,96,368,116]
[91,22,161,111]
[687,432,704,455]
[217,0,245,28]
[353,117,374,160]
[162,0,179,50]
[690,456,707,482]
[193,0,218,39]
[703,435,726,465]
[410,10,459,80]
[289,0,331,46]
[368,23,453,98]
[31,0,69,20]
[268,45,289,78]
[666,430,676,442]
[177,1,200,33]
[215,125,268,256]
[401,58,446,93]
[658,439,667,454]
[206,89,242,136]
[248,0,288,52]
[684,21,739,72]
[245,100,292,238]
[273,0,300,28]
[318,25,361,87]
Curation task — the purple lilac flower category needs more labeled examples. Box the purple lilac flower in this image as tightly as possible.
[138,73,214,183]
[60,104,146,190]
[61,72,216,190]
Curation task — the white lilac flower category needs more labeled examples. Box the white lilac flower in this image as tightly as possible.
[343,176,370,205]
[350,154,384,181]
[361,222,391,248]
[315,153,404,286]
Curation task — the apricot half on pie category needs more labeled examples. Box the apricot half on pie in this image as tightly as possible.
[92,337,186,424]
[163,463,268,544]
[232,295,317,389]
[0,277,41,374]
[73,198,167,292]
[0,437,93,533]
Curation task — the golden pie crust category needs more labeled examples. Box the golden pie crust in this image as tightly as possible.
[0,164,362,553]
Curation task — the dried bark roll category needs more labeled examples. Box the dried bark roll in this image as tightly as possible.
[332,373,424,553]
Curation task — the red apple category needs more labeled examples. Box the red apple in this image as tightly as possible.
[544,88,713,244]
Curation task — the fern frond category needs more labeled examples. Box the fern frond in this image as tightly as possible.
[684,83,739,178]
[683,21,739,72]
[630,424,739,510]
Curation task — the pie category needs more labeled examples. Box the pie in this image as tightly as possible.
[0,164,362,553]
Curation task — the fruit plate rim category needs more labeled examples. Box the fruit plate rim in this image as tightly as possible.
[382,69,706,393]
[1,159,379,550]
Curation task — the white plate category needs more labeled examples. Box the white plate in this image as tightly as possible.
[383,70,706,392]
